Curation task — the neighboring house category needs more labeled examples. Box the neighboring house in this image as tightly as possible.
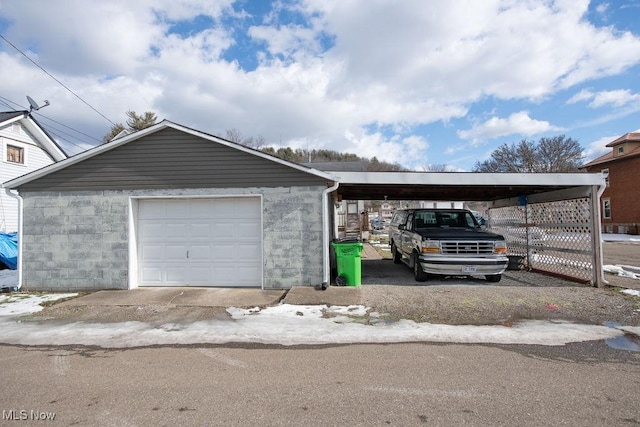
[417,201,464,210]
[0,111,67,232]
[581,132,640,235]
[380,202,394,220]
[4,121,334,291]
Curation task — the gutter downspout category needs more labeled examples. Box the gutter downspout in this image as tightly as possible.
[4,188,22,290]
[593,178,607,287]
[322,181,340,290]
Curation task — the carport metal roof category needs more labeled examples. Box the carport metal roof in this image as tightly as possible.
[324,171,605,204]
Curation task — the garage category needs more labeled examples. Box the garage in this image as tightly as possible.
[5,121,332,292]
[136,197,262,287]
[324,171,606,287]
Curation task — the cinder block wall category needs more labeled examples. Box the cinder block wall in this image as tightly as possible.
[20,186,324,291]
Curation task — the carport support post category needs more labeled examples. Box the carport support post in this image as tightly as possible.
[590,184,605,288]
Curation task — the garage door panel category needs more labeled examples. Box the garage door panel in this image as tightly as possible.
[166,223,189,238]
[140,266,163,283]
[140,244,164,261]
[239,243,261,259]
[213,222,236,238]
[189,223,211,239]
[189,266,214,284]
[165,265,190,283]
[138,200,165,219]
[237,222,261,238]
[165,200,190,216]
[140,223,165,241]
[235,198,261,218]
[188,245,211,260]
[138,198,262,288]
[212,243,237,260]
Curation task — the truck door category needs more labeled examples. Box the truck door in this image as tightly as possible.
[401,212,414,255]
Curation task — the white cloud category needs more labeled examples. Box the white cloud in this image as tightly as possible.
[582,134,617,162]
[1,0,639,167]
[457,111,562,143]
[589,89,640,108]
[568,89,640,108]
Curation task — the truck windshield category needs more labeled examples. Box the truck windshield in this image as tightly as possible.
[414,211,477,228]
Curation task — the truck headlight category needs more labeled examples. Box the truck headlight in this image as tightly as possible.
[422,240,440,254]
[494,241,507,254]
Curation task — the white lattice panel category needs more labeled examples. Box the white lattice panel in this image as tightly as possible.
[488,198,594,283]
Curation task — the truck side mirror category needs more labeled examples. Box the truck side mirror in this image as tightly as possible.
[398,224,405,230]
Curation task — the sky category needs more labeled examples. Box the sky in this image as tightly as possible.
[0,291,639,348]
[0,0,639,171]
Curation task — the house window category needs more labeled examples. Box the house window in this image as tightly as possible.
[6,145,24,164]
[602,198,611,219]
[602,168,609,187]
[617,146,624,155]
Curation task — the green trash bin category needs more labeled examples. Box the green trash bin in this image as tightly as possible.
[332,241,363,286]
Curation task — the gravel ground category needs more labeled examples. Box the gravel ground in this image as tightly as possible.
[362,284,640,326]
[27,242,640,327]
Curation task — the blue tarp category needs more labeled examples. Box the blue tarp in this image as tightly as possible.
[0,232,18,270]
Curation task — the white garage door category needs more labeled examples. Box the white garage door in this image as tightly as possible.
[137,198,262,287]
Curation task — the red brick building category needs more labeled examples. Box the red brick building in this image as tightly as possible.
[581,132,640,235]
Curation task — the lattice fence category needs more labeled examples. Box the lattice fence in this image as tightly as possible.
[488,197,595,284]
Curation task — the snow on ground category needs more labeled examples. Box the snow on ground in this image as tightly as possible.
[602,233,640,243]
[0,294,638,348]
[0,292,77,316]
[0,233,636,348]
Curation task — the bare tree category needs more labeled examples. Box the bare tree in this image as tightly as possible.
[422,163,452,172]
[473,136,583,173]
[225,128,266,149]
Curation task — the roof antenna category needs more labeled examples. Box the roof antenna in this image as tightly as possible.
[26,96,50,112]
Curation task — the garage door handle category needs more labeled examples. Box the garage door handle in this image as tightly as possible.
[186,251,189,259]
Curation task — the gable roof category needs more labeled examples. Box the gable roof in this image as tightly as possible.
[3,120,335,190]
[0,111,68,161]
[582,132,640,169]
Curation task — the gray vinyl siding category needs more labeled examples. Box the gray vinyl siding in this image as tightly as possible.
[18,128,329,192]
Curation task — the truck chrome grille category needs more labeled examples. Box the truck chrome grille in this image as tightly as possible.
[440,241,495,255]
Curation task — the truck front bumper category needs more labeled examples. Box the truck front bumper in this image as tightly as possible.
[418,255,509,276]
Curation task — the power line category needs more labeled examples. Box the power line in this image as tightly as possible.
[0,94,101,153]
[33,112,102,144]
[0,95,20,111]
[0,33,117,126]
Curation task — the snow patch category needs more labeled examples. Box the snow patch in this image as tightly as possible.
[0,293,78,316]
[0,302,627,348]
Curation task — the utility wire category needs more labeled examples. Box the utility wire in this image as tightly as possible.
[0,95,20,111]
[0,94,101,152]
[33,112,102,144]
[0,33,117,126]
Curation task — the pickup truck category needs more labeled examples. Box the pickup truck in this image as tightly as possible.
[388,208,508,282]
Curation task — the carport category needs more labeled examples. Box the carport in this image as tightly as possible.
[324,171,606,287]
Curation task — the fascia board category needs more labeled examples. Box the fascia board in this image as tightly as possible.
[21,117,67,161]
[330,171,603,187]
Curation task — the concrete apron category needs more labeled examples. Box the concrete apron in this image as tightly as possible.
[58,286,364,309]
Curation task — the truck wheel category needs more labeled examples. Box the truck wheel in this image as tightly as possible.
[391,243,402,264]
[413,253,428,282]
[485,274,502,283]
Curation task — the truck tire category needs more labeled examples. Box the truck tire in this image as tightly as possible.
[485,274,502,283]
[413,253,428,282]
[391,242,402,264]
